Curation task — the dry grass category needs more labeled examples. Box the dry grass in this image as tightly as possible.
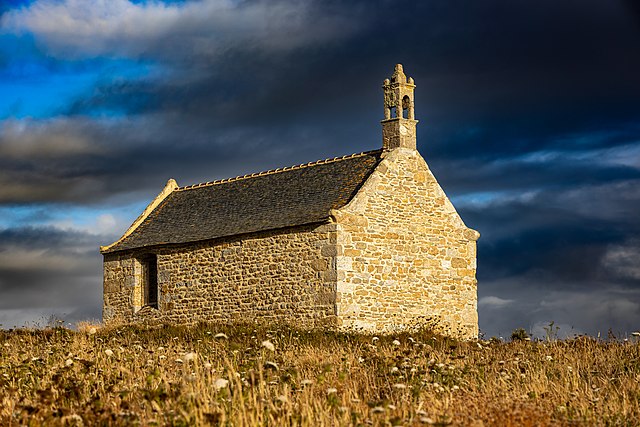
[1,322,639,426]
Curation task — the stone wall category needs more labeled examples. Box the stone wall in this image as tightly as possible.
[103,223,338,326]
[333,147,479,338]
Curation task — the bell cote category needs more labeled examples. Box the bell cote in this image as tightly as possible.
[381,64,418,151]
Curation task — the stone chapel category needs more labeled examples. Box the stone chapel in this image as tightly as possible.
[100,64,480,338]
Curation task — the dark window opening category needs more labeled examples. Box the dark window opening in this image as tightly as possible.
[402,95,410,118]
[142,254,158,309]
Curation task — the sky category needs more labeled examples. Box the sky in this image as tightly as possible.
[0,0,639,338]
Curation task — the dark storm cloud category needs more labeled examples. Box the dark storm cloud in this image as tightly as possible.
[0,226,104,326]
[1,0,639,336]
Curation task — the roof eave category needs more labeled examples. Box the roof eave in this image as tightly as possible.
[99,178,179,254]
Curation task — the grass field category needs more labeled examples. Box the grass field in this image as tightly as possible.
[1,322,639,426]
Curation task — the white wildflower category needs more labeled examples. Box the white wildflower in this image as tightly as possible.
[326,388,338,394]
[393,383,406,390]
[371,406,385,414]
[264,361,279,370]
[65,359,73,367]
[88,327,97,335]
[262,340,275,352]
[204,362,213,369]
[184,352,196,362]
[214,333,228,340]
[175,358,184,364]
[213,378,229,390]
[60,414,83,426]
[105,349,114,357]
[392,339,401,346]
[301,379,313,386]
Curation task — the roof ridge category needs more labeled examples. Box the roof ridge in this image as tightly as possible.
[176,149,382,192]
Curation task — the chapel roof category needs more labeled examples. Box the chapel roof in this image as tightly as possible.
[101,149,383,253]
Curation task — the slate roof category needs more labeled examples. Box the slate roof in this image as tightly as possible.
[103,150,383,253]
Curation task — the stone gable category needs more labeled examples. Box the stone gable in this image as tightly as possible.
[333,147,479,338]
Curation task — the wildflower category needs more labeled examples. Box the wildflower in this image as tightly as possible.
[213,378,229,390]
[159,355,166,360]
[371,406,385,414]
[301,379,313,386]
[204,362,213,369]
[358,357,365,363]
[60,414,83,426]
[326,388,338,394]
[184,352,196,362]
[390,366,399,374]
[88,327,97,335]
[452,385,460,391]
[420,416,435,424]
[545,356,553,361]
[393,383,406,390]
[264,361,279,370]
[105,349,114,357]
[436,363,445,368]
[262,340,275,352]
[392,339,401,346]
[214,333,228,340]
[65,359,73,367]
[175,358,184,364]
[157,346,165,351]
[387,404,397,410]
[372,336,379,344]
[632,331,640,337]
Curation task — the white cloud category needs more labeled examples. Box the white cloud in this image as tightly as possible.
[1,0,356,60]
[478,295,514,308]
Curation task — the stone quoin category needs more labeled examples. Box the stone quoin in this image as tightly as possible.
[100,64,480,338]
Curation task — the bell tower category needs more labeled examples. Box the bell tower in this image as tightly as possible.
[381,64,418,151]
